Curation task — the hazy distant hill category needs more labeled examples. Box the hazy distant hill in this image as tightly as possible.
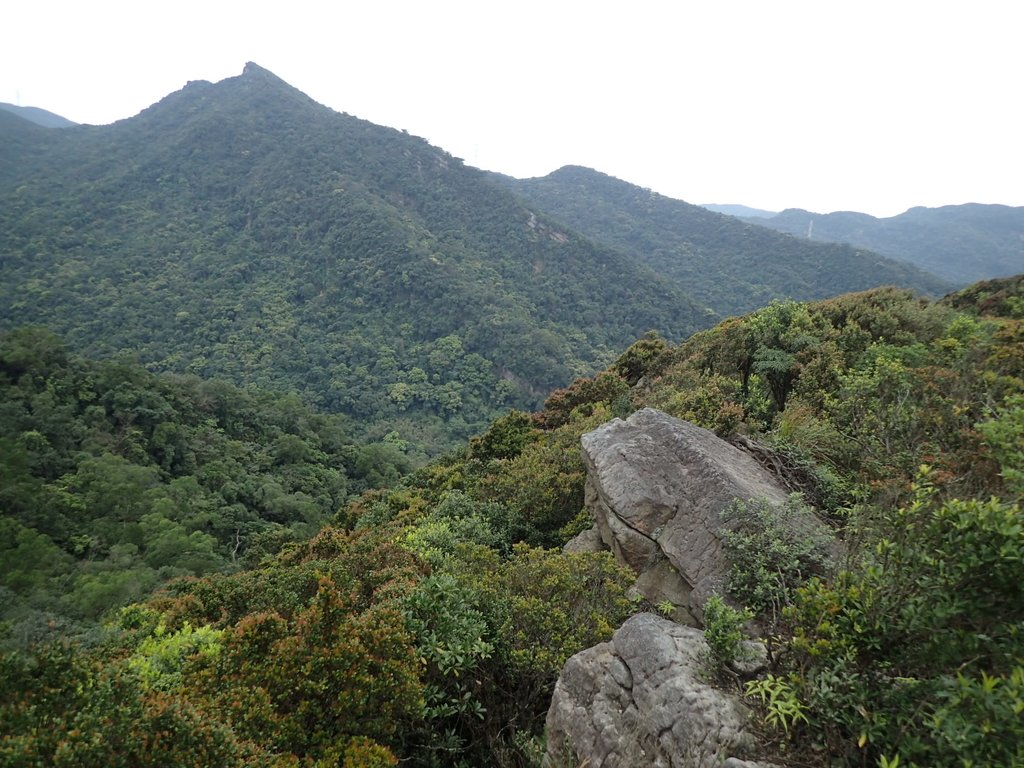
[499,166,949,316]
[0,111,53,184]
[0,102,77,128]
[701,203,777,218]
[0,63,708,455]
[747,205,1024,284]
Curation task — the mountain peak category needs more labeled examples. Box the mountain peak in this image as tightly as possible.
[127,61,319,129]
[240,61,284,83]
[180,62,302,99]
[547,165,606,181]
[225,62,320,110]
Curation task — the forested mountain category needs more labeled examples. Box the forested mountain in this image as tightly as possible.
[497,165,950,316]
[746,203,1024,284]
[2,276,1020,767]
[0,63,708,456]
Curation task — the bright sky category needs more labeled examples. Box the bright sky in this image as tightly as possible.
[2,1,1021,217]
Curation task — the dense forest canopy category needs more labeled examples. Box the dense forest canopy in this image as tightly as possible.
[0,327,412,647]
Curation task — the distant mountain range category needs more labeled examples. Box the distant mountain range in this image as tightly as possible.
[0,102,77,128]
[701,203,777,219]
[739,205,1024,284]
[498,166,950,316]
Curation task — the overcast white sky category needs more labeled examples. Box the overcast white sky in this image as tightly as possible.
[2,1,1021,217]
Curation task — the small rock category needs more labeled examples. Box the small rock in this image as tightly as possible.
[563,525,606,554]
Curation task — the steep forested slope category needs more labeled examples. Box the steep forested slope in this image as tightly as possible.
[0,64,707,455]
[749,204,1024,284]
[498,165,950,316]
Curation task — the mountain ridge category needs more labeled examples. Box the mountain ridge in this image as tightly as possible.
[745,203,1024,283]
[499,165,950,316]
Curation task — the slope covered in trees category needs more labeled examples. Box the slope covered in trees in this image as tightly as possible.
[747,203,1024,284]
[498,165,950,316]
[2,276,1021,767]
[0,327,411,648]
[0,64,707,456]
[0,324,638,763]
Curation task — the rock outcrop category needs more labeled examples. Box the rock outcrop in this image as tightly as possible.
[579,408,824,623]
[547,409,827,767]
[545,612,774,768]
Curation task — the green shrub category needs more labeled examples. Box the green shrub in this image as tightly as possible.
[977,393,1024,497]
[927,668,1024,767]
[777,485,1024,766]
[126,620,223,692]
[401,573,493,765]
[721,494,831,628]
[702,594,752,674]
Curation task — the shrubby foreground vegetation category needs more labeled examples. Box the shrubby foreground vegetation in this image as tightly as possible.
[1,276,1022,766]
[638,277,1024,767]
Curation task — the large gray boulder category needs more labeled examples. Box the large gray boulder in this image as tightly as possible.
[545,612,775,768]
[580,409,800,624]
